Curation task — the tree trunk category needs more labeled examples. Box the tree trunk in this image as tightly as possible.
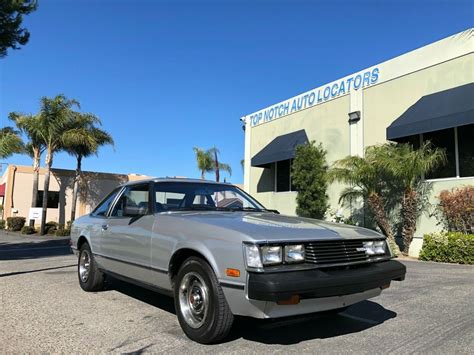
[367,192,400,254]
[70,155,82,222]
[40,151,53,235]
[401,188,418,255]
[201,170,205,179]
[29,151,40,228]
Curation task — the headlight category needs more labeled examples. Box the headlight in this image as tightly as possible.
[261,246,282,265]
[244,244,262,268]
[363,240,387,256]
[284,244,305,263]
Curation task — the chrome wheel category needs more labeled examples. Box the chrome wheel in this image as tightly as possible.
[178,272,209,328]
[79,250,91,283]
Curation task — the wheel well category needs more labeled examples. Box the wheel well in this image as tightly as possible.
[168,248,210,284]
[77,236,88,250]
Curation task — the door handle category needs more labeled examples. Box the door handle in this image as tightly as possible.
[102,224,108,231]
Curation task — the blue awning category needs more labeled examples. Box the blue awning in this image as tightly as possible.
[387,83,474,140]
[251,130,309,167]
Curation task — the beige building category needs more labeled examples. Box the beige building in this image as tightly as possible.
[0,164,150,226]
[242,28,473,256]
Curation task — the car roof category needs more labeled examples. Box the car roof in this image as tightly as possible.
[120,177,232,187]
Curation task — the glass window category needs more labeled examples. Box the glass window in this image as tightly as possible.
[424,128,456,179]
[276,160,291,192]
[153,182,264,212]
[458,124,474,177]
[111,184,149,217]
[92,188,121,216]
[36,191,60,209]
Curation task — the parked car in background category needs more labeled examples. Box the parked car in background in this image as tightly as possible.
[70,178,406,344]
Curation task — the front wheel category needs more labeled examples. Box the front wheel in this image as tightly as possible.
[174,257,234,344]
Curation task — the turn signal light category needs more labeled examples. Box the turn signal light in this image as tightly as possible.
[226,268,241,277]
[277,295,300,305]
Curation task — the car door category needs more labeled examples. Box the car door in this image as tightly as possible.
[100,182,155,285]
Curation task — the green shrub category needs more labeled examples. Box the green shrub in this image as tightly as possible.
[21,226,36,235]
[44,221,59,234]
[0,219,5,230]
[7,216,26,231]
[55,228,70,237]
[419,232,474,264]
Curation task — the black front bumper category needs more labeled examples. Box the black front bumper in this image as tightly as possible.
[248,260,406,302]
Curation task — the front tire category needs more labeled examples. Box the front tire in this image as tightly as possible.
[174,257,234,344]
[78,243,105,292]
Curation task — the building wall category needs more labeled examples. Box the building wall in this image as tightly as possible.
[1,165,149,226]
[244,34,473,256]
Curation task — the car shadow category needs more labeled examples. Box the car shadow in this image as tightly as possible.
[106,277,396,345]
[0,239,72,260]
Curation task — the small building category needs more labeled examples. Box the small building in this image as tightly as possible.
[241,28,473,256]
[0,164,151,226]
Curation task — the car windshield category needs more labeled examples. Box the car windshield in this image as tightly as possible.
[154,181,267,212]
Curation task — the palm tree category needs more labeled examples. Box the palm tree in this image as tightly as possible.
[329,145,399,252]
[62,113,114,222]
[0,126,24,159]
[193,147,214,179]
[381,142,446,254]
[209,147,232,182]
[35,94,79,235]
[9,113,45,227]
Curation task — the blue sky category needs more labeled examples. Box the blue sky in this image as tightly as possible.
[1,0,472,182]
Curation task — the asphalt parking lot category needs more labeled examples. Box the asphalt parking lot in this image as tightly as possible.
[1,232,473,354]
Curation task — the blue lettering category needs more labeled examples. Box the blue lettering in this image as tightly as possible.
[323,86,331,100]
[338,80,346,95]
[371,67,379,84]
[354,74,362,89]
[308,92,316,105]
[362,71,371,87]
[282,102,289,115]
[347,77,354,91]
[291,99,297,112]
[331,83,339,97]
[317,89,323,103]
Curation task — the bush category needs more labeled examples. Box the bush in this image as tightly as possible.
[21,226,36,235]
[7,216,26,231]
[419,232,474,264]
[44,221,59,234]
[292,141,329,219]
[55,228,70,237]
[436,186,474,234]
[0,219,5,230]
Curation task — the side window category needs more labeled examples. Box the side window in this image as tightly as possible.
[92,188,121,217]
[111,184,150,217]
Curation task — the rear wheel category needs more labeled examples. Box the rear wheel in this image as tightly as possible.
[174,257,234,344]
[78,243,105,292]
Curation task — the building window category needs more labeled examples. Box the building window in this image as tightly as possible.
[424,128,456,179]
[275,159,296,192]
[36,191,60,208]
[458,124,474,177]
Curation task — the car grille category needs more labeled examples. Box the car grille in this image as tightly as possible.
[304,240,370,266]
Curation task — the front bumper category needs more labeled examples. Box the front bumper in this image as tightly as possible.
[248,260,406,302]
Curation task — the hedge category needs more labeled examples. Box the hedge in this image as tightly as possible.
[0,219,5,230]
[419,232,474,264]
[21,226,36,235]
[7,217,26,231]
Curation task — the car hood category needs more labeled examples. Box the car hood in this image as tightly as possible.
[164,211,383,242]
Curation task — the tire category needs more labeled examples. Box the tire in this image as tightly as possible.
[78,242,105,292]
[174,257,234,344]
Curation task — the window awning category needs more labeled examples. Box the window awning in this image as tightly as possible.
[0,183,5,197]
[251,130,309,167]
[387,83,474,140]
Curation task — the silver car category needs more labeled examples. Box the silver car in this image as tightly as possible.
[70,178,406,344]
